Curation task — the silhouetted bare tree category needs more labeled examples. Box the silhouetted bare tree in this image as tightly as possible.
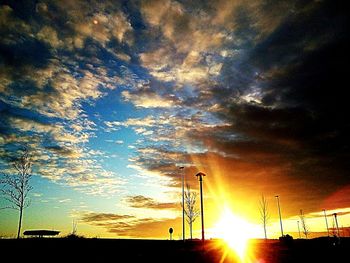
[0,148,33,238]
[182,184,199,240]
[259,194,270,239]
[300,209,309,239]
[72,219,78,235]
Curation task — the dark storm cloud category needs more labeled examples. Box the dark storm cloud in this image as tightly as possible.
[130,0,350,217]
[0,37,51,69]
[223,0,350,159]
[196,0,350,213]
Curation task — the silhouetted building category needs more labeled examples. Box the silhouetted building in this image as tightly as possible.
[23,230,60,238]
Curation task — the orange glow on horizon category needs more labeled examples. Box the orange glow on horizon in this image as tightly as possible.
[187,151,263,224]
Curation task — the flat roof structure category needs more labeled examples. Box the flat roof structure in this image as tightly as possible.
[23,230,60,238]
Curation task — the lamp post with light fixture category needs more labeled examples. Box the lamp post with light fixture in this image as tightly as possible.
[333,213,340,237]
[179,166,185,241]
[323,209,330,237]
[275,195,284,237]
[196,172,206,242]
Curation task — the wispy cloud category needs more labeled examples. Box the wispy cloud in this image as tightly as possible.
[125,195,178,210]
[59,198,71,203]
[121,89,178,108]
[78,210,180,238]
[80,212,135,223]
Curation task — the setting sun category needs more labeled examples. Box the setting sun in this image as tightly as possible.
[0,2,349,263]
[213,207,259,261]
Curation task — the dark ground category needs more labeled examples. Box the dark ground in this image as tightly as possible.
[1,237,349,262]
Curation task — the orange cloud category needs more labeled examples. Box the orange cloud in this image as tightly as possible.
[125,195,178,210]
[79,211,182,238]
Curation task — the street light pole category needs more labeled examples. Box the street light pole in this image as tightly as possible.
[196,172,206,242]
[180,166,185,241]
[297,220,301,238]
[323,209,329,237]
[333,213,340,237]
[275,195,284,237]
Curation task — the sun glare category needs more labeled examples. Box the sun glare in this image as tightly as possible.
[213,207,257,261]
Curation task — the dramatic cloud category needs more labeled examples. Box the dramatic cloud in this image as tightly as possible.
[0,1,135,196]
[125,195,178,210]
[80,212,135,223]
[78,211,181,238]
[109,217,181,238]
[121,90,178,108]
[1,0,349,238]
[117,0,349,222]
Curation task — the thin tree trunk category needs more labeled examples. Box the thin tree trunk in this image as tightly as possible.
[190,222,193,240]
[17,206,23,239]
[264,225,267,239]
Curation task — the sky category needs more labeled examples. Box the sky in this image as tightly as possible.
[0,0,349,239]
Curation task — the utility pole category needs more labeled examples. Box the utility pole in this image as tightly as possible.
[275,195,284,237]
[196,172,206,242]
[179,166,185,241]
[323,209,329,237]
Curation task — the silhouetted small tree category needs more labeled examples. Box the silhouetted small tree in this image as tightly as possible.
[182,184,199,240]
[72,219,78,235]
[0,148,33,238]
[299,209,309,239]
[259,194,270,239]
